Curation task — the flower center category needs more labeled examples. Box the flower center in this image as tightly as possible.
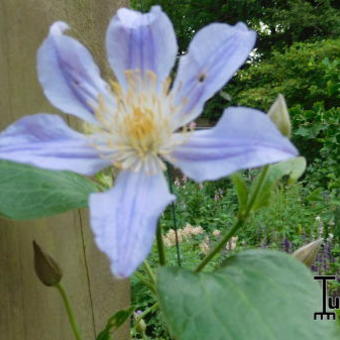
[90,70,178,174]
[124,107,161,156]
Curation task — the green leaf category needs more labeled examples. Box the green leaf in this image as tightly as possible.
[158,250,337,340]
[230,172,248,213]
[270,156,306,185]
[106,307,134,329]
[250,157,306,211]
[96,330,111,340]
[96,307,134,340]
[0,160,98,220]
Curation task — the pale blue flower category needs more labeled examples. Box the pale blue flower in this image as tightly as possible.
[0,6,298,277]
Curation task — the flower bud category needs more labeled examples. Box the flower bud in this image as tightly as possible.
[33,241,62,286]
[292,239,322,267]
[268,94,291,137]
[135,318,146,334]
[134,311,147,334]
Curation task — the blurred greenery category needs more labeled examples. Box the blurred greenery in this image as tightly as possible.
[132,0,340,56]
[132,175,339,339]
[227,39,340,189]
[132,0,339,190]
[130,1,339,338]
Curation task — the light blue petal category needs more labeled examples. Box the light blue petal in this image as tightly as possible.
[89,170,175,278]
[37,22,114,124]
[106,6,177,89]
[0,114,110,175]
[171,23,256,127]
[167,107,298,182]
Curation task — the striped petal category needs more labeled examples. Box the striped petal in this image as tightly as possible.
[106,6,177,89]
[0,114,110,175]
[90,170,175,277]
[171,23,256,127]
[37,22,114,124]
[167,107,298,182]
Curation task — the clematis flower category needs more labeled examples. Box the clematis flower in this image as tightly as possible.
[0,6,298,277]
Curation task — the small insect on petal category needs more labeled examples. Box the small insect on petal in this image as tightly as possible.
[198,73,207,82]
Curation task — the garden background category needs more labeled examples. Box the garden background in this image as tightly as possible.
[129,1,339,338]
[0,0,339,339]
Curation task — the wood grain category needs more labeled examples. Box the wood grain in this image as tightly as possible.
[0,1,130,339]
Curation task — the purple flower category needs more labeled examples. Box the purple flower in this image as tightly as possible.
[0,6,298,277]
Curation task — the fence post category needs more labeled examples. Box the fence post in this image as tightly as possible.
[0,1,130,339]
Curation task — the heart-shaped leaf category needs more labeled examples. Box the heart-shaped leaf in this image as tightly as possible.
[157,250,337,340]
[0,160,98,220]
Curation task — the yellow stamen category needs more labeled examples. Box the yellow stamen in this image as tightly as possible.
[89,69,188,174]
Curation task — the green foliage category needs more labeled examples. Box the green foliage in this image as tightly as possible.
[230,173,248,214]
[250,157,306,212]
[0,160,98,220]
[0,2,337,339]
[161,173,338,251]
[131,272,169,339]
[131,2,339,191]
[131,0,340,56]
[97,307,134,340]
[291,103,340,189]
[241,184,337,248]
[222,39,339,188]
[157,250,337,340]
[162,177,237,232]
[229,39,340,110]
[132,177,339,338]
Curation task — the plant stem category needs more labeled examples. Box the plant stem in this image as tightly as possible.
[244,165,270,215]
[143,260,156,286]
[195,165,270,272]
[156,223,166,266]
[167,166,182,266]
[195,218,245,272]
[134,302,159,326]
[135,272,156,295]
[56,283,82,340]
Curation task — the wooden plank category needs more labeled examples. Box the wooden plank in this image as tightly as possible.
[0,215,97,340]
[79,209,131,338]
[0,0,130,339]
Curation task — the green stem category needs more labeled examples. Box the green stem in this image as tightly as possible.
[56,283,82,340]
[156,223,166,266]
[143,260,156,285]
[167,166,182,266]
[134,302,159,326]
[135,272,156,295]
[244,165,270,215]
[195,165,270,272]
[195,218,245,272]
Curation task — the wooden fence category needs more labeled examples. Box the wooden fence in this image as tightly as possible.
[0,1,130,339]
